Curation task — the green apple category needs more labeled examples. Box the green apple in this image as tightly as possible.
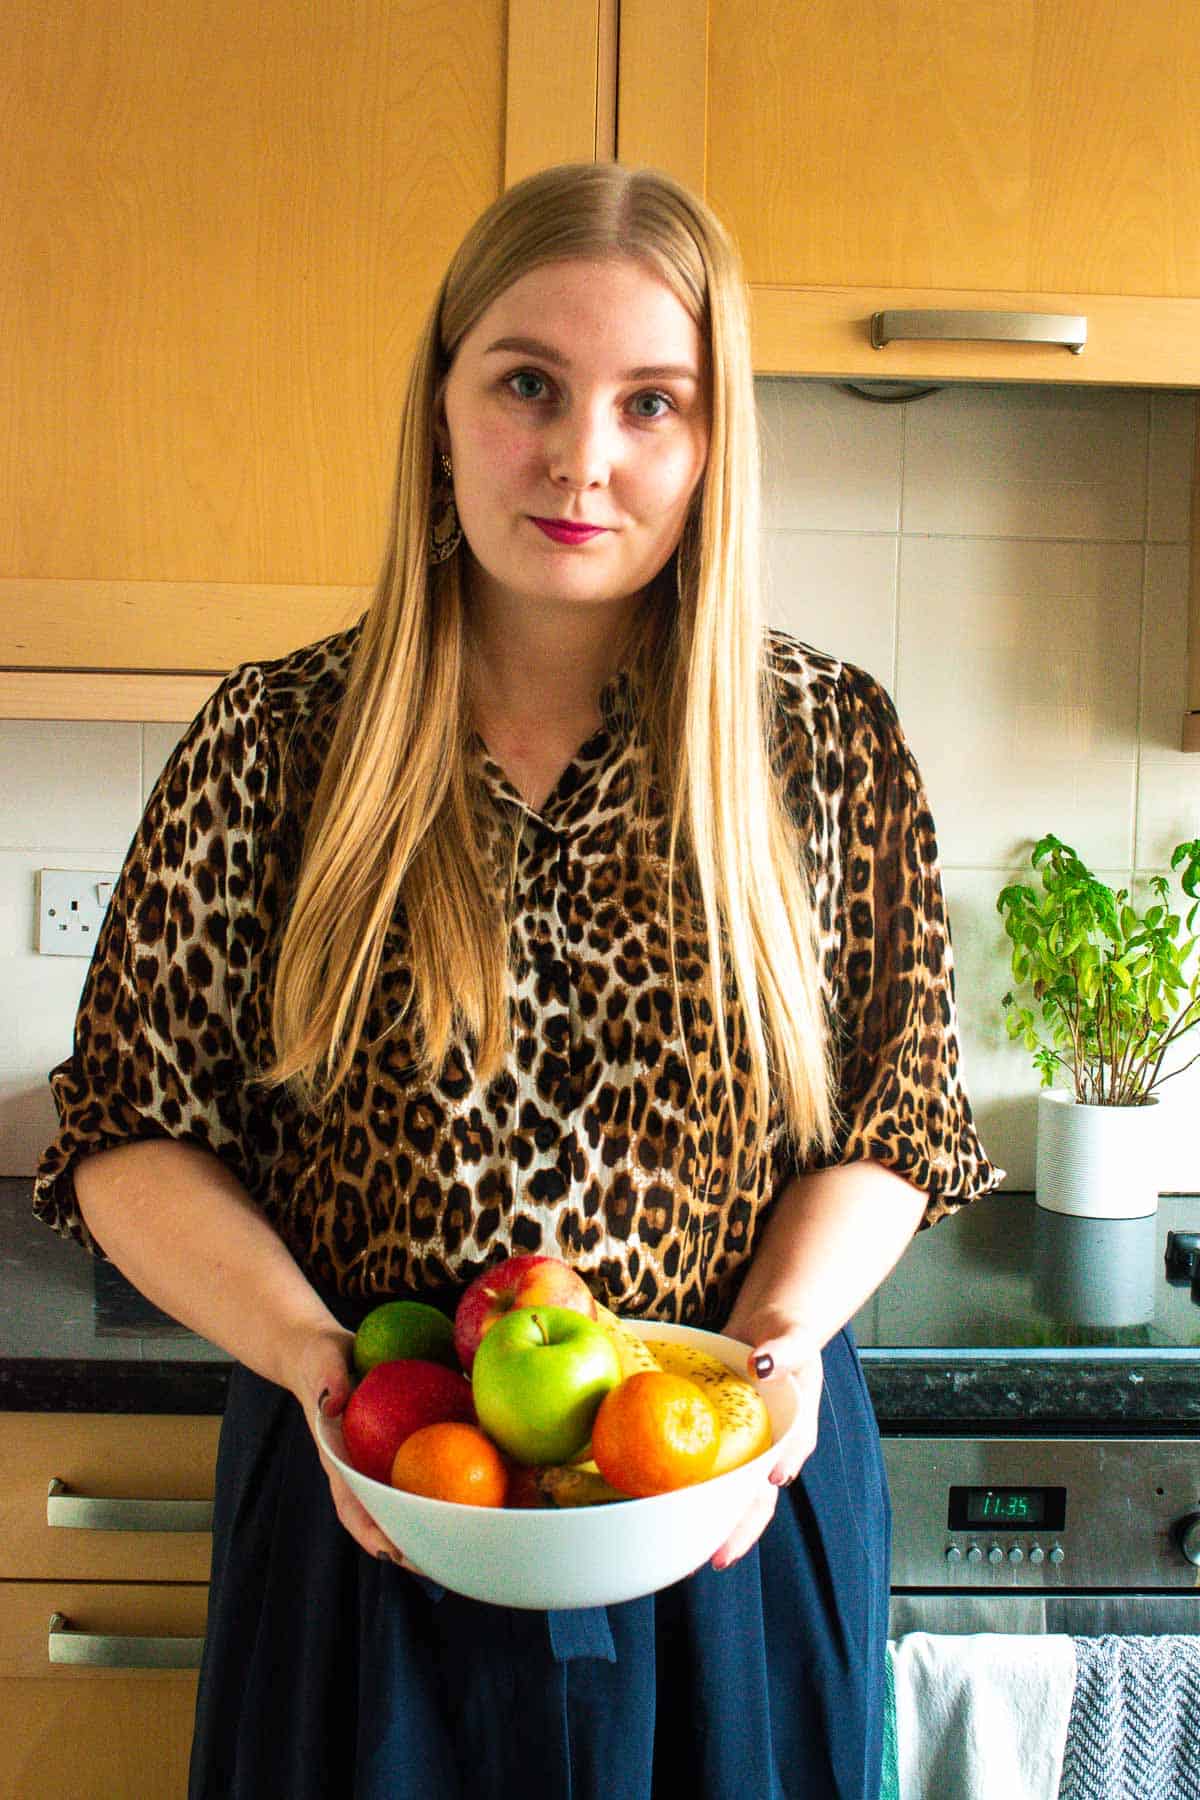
[471,1306,621,1466]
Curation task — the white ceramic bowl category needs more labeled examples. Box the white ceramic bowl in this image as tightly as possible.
[316,1320,801,1610]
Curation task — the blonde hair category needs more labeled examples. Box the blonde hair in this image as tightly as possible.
[268,162,837,1177]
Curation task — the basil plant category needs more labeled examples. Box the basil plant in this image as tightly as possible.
[997,833,1200,1106]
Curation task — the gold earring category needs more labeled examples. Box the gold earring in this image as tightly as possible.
[429,449,462,563]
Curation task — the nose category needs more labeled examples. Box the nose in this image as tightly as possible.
[547,402,614,490]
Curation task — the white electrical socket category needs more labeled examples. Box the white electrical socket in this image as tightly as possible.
[36,869,120,957]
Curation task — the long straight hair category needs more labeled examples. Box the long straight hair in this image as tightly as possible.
[266,163,838,1179]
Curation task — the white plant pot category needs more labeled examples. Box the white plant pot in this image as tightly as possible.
[1035,1088,1160,1219]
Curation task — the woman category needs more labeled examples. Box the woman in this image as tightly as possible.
[34,163,1001,1798]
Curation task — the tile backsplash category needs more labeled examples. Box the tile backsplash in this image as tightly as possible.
[3,381,1199,1194]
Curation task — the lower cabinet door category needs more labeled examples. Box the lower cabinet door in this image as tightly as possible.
[0,1581,207,1800]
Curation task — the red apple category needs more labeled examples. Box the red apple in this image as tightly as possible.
[341,1359,475,1485]
[453,1253,598,1374]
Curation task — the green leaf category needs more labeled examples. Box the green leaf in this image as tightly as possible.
[995,835,1200,1097]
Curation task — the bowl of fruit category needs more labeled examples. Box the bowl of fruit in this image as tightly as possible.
[315,1254,803,1611]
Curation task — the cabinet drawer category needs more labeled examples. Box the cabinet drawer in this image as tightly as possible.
[0,1672,200,1799]
[0,1413,220,1581]
[0,1581,208,1679]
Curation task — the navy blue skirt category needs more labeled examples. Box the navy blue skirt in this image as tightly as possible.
[189,1325,890,1800]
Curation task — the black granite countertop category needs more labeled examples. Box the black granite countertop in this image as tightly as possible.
[2,1177,231,1413]
[5,1178,1200,1426]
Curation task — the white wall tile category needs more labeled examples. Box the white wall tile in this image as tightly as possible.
[1152,1079,1200,1194]
[765,530,898,685]
[897,536,1142,870]
[1128,873,1200,1192]
[0,722,142,852]
[758,378,902,532]
[1148,392,1197,543]
[942,866,1038,1190]
[1137,542,1200,864]
[1144,1018,1200,1196]
[902,384,1149,541]
[0,850,100,1173]
[141,721,190,804]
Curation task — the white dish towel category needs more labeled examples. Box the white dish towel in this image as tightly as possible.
[890,1631,1076,1800]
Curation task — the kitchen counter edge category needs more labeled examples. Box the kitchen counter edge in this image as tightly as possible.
[5,1350,1199,1425]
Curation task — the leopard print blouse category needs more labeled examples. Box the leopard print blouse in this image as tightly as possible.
[33,625,1002,1324]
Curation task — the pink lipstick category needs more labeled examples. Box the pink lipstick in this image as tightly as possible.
[530,517,609,544]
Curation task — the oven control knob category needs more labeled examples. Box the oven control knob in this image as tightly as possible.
[966,1544,983,1565]
[987,1545,1004,1565]
[1174,1513,1200,1567]
[1049,1545,1065,1566]
[944,1545,962,1565]
[1008,1545,1024,1565]
[1029,1545,1045,1566]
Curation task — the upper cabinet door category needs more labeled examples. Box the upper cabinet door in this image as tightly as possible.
[619,0,1200,384]
[1,0,612,676]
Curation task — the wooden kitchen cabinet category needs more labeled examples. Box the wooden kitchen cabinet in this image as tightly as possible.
[0,1667,203,1800]
[0,1413,219,1799]
[0,0,615,697]
[619,0,1200,386]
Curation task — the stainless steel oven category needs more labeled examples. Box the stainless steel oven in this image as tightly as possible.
[882,1434,1200,1637]
[853,1192,1200,1638]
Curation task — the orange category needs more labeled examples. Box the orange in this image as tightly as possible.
[389,1421,509,1508]
[591,1371,720,1498]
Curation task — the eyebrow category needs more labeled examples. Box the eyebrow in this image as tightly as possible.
[482,335,699,382]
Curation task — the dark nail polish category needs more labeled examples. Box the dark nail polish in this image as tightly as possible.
[753,1353,774,1378]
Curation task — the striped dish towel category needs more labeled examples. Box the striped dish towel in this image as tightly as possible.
[1057,1635,1200,1800]
[881,1645,900,1800]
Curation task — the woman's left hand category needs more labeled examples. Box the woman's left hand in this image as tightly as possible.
[707,1308,824,1572]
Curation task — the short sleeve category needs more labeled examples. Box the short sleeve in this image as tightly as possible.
[32,666,280,1253]
[804,662,1004,1226]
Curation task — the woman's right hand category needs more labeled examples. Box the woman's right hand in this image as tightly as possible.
[290,1325,428,1575]
[70,1143,430,1572]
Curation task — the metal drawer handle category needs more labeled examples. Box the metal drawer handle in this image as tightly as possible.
[48,1611,204,1670]
[47,1478,214,1533]
[870,309,1088,355]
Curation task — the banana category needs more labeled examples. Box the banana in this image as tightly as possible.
[595,1304,662,1379]
[651,1341,772,1477]
[547,1309,772,1501]
[534,1464,627,1507]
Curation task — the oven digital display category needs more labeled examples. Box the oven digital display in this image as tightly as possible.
[947,1486,1067,1531]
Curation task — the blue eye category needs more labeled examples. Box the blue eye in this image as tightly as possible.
[508,370,549,401]
[631,391,673,419]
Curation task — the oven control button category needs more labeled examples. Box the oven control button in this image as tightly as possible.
[1028,1545,1045,1566]
[966,1544,983,1565]
[1049,1545,1065,1566]
[1007,1545,1024,1565]
[987,1545,1004,1565]
[1173,1513,1200,1567]
[944,1545,963,1565]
